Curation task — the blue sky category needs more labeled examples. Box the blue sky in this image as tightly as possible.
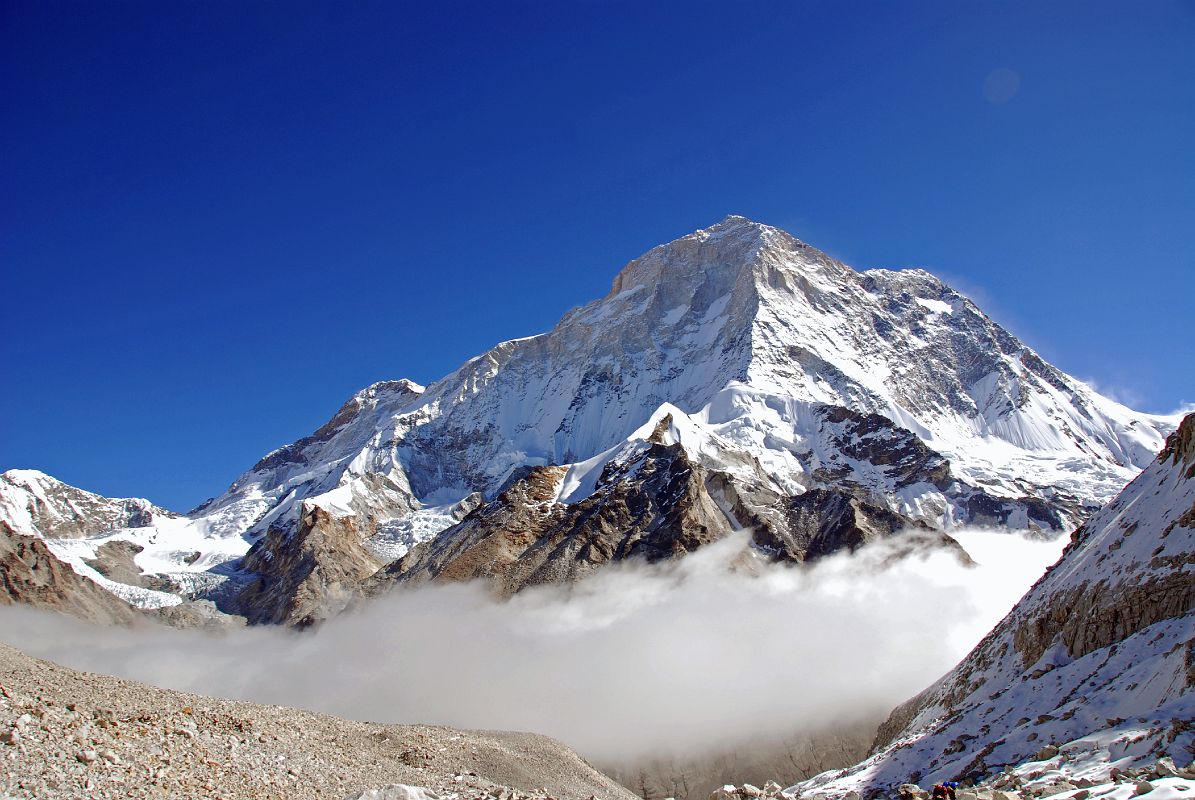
[2,1,1192,511]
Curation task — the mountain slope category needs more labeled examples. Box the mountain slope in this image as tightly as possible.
[792,413,1195,796]
[0,217,1178,620]
[0,641,637,800]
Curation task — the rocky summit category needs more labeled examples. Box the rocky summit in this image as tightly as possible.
[0,217,1180,623]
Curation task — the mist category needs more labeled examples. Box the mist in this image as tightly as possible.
[0,529,1065,764]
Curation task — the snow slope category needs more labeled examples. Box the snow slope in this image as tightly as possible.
[791,413,1195,796]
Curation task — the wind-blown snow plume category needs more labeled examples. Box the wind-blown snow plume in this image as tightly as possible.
[0,530,1063,764]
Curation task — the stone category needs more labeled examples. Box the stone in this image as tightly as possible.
[1134,782,1154,796]
[76,749,98,763]
[710,786,739,800]
[1033,745,1060,761]
[1151,759,1177,778]
[741,786,764,798]
[0,729,19,745]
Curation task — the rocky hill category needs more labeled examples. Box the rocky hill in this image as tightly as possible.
[0,217,1179,623]
[789,413,1195,797]
[0,642,637,800]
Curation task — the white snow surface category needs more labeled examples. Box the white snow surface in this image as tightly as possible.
[0,217,1180,608]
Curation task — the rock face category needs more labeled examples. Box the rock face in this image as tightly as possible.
[792,414,1195,797]
[373,413,974,598]
[233,503,386,626]
[0,522,140,626]
[0,217,1179,621]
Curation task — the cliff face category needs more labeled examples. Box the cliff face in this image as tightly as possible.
[795,414,1195,797]
[232,504,387,627]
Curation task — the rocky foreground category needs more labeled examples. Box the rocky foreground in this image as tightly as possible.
[0,643,636,800]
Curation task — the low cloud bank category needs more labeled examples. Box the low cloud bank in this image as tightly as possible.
[0,529,1065,763]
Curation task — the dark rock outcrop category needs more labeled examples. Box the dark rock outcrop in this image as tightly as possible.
[232,503,385,626]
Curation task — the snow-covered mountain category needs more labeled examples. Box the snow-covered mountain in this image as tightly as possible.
[0,216,1178,621]
[792,412,1195,796]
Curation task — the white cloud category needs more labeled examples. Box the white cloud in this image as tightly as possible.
[0,529,1066,766]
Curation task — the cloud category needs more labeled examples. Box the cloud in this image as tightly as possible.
[0,529,1066,766]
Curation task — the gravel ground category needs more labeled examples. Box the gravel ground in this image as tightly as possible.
[0,643,637,800]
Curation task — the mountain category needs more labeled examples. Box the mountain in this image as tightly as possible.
[0,217,1178,622]
[792,412,1195,796]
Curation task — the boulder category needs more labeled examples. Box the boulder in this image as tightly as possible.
[1033,745,1060,762]
[710,786,739,800]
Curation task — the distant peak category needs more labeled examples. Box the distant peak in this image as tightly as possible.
[2,468,55,485]
[717,214,757,226]
[608,216,839,298]
[698,214,770,238]
[366,379,424,396]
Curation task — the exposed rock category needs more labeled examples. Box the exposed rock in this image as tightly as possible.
[1032,745,1059,761]
[374,433,966,601]
[83,540,178,593]
[232,503,386,626]
[374,440,744,597]
[0,521,140,625]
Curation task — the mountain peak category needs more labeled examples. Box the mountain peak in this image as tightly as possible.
[609,215,818,299]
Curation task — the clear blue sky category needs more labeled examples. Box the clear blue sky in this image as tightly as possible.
[2,1,1192,511]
